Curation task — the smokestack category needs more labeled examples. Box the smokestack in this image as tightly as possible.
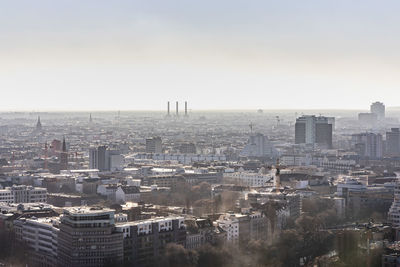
[185,101,188,116]
[167,101,170,116]
[176,101,179,116]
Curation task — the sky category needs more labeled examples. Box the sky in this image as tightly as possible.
[1,0,400,111]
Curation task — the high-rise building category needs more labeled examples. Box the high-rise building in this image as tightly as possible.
[370,101,385,120]
[295,115,334,148]
[89,146,123,171]
[146,137,162,153]
[58,207,123,267]
[240,133,278,158]
[386,128,400,157]
[352,132,383,159]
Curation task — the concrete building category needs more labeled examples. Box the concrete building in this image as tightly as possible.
[145,137,162,153]
[352,132,383,159]
[216,214,239,245]
[223,170,274,187]
[358,112,378,125]
[240,133,278,158]
[58,207,123,267]
[295,115,334,148]
[386,128,400,157]
[14,217,59,266]
[0,185,47,204]
[179,143,196,154]
[371,101,385,120]
[115,186,140,203]
[89,146,123,171]
[116,216,185,266]
[388,182,400,230]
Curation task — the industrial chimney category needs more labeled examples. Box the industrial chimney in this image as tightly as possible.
[176,101,179,116]
[167,101,170,116]
[185,101,188,116]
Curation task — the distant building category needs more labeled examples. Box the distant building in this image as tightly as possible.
[89,146,123,171]
[295,115,334,148]
[0,185,47,204]
[223,169,274,187]
[386,128,400,157]
[352,132,383,159]
[240,133,278,158]
[371,101,385,120]
[35,116,42,132]
[358,113,378,125]
[179,143,197,154]
[146,137,162,153]
[60,137,68,170]
[58,207,124,267]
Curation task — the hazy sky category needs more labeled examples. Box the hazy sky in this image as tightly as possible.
[1,0,400,111]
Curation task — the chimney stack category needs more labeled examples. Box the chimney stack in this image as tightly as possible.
[176,101,179,116]
[167,101,170,116]
[185,101,188,116]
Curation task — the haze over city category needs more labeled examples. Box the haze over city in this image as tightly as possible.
[2,0,400,110]
[3,1,400,267]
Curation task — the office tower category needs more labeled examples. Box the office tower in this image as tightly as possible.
[89,146,123,171]
[352,132,383,159]
[240,133,278,158]
[370,101,385,120]
[386,128,400,157]
[60,137,68,170]
[58,207,123,267]
[295,115,334,148]
[145,137,162,153]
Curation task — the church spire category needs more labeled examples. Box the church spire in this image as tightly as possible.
[36,116,42,131]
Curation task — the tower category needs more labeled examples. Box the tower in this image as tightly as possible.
[176,101,179,116]
[36,116,42,131]
[89,113,93,123]
[60,137,68,170]
[167,101,170,116]
[185,101,188,116]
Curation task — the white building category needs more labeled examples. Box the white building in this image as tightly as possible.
[223,169,274,187]
[0,185,47,204]
[216,214,239,244]
[115,186,141,203]
[14,217,59,266]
